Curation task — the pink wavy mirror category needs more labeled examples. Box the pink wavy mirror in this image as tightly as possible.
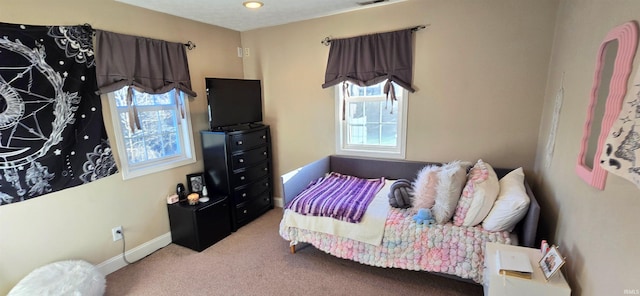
[576,21,638,190]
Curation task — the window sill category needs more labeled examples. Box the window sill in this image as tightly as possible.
[120,157,196,180]
[336,149,405,160]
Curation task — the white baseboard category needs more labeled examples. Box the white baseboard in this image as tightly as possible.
[274,197,283,208]
[96,232,172,275]
[97,198,284,276]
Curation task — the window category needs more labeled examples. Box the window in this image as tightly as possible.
[335,80,408,159]
[107,86,196,179]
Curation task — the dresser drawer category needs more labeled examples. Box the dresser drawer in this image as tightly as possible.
[231,161,270,186]
[231,146,268,170]
[229,129,268,151]
[233,176,271,204]
[235,191,272,224]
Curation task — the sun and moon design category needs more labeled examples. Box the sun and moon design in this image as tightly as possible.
[0,23,117,204]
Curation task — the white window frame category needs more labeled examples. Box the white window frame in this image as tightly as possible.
[107,87,196,180]
[335,81,408,159]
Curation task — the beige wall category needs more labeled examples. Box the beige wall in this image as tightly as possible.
[241,0,558,195]
[0,0,243,293]
[2,0,637,295]
[533,1,640,295]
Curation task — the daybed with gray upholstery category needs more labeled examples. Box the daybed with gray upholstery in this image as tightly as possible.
[279,155,540,284]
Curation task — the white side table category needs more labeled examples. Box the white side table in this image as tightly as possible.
[484,242,571,296]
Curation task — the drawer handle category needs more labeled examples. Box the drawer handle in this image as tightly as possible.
[242,193,247,197]
[262,135,266,139]
[243,209,247,214]
[265,182,269,187]
[240,176,245,180]
[263,152,267,155]
[263,167,268,171]
[239,159,244,163]
[237,140,243,145]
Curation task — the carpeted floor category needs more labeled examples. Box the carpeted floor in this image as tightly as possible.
[105,208,483,296]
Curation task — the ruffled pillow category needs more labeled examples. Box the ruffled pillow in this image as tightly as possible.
[412,161,468,224]
[452,159,499,227]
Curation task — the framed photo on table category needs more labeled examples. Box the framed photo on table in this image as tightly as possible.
[186,172,205,194]
[539,245,565,281]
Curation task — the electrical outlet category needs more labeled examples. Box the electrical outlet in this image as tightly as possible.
[237,47,243,57]
[244,48,250,57]
[112,226,123,241]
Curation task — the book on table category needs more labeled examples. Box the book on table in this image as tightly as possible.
[495,249,533,279]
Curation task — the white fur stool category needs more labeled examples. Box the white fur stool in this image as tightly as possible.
[8,260,105,296]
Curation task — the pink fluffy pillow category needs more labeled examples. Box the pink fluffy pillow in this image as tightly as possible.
[412,161,468,224]
[411,165,439,210]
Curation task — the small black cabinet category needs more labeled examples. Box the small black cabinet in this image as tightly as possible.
[201,125,274,231]
[167,196,231,252]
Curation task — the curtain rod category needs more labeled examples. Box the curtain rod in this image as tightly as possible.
[321,24,429,46]
[81,23,196,50]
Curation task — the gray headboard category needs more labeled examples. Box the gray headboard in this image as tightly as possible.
[281,155,540,247]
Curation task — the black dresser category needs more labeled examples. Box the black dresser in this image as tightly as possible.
[201,124,273,231]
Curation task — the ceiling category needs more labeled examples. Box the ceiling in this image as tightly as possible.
[115,0,408,32]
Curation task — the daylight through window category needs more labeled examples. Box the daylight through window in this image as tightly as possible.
[335,80,408,159]
[107,87,196,179]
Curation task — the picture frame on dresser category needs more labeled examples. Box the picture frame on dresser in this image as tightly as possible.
[540,245,565,281]
[186,172,205,194]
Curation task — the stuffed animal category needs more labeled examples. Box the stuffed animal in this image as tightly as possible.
[413,208,434,225]
[388,179,414,208]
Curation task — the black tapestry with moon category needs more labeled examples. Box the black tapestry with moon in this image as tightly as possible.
[0,22,118,205]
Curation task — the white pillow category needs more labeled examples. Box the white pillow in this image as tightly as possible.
[452,159,499,227]
[482,167,530,232]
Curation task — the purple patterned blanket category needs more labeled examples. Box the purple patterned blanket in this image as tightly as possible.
[285,172,385,223]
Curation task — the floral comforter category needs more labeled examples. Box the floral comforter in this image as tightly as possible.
[280,207,512,283]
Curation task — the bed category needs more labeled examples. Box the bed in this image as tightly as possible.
[279,155,540,284]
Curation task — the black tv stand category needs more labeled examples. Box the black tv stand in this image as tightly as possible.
[246,123,265,129]
[213,123,264,132]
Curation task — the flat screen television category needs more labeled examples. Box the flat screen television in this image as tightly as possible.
[205,78,263,130]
